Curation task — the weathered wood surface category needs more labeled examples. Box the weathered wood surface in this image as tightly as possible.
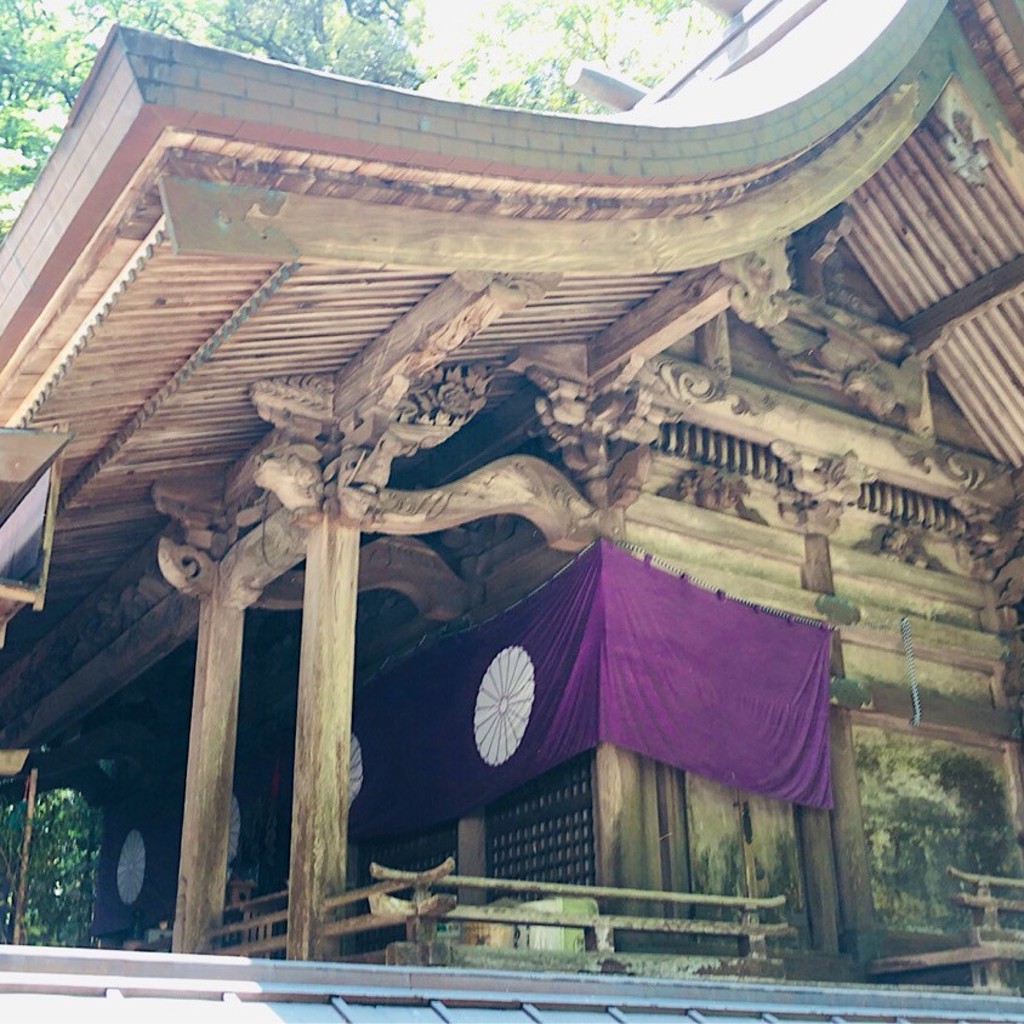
[588,268,730,379]
[372,860,791,960]
[592,744,663,896]
[259,536,469,620]
[443,904,792,952]
[286,518,359,961]
[799,534,842,955]
[157,80,930,275]
[636,355,1009,505]
[949,866,1024,890]
[331,270,555,429]
[369,863,787,912]
[213,851,797,964]
[902,251,1024,355]
[829,710,878,960]
[172,588,244,954]
[339,455,600,552]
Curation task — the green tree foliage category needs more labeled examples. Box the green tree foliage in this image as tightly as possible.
[209,0,422,85]
[423,0,721,113]
[1,787,103,945]
[0,0,424,237]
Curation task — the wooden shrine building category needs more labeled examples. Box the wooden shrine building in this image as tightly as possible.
[4,0,1024,1000]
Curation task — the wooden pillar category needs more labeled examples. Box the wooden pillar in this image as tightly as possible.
[593,743,662,891]
[829,708,877,959]
[457,813,487,906]
[172,587,244,954]
[287,517,359,961]
[801,533,874,958]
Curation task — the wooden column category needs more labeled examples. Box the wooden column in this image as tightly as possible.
[457,813,487,906]
[829,708,877,959]
[287,517,359,961]
[801,533,874,958]
[172,586,244,954]
[593,743,662,892]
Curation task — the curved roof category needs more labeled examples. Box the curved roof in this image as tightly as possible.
[0,0,1023,744]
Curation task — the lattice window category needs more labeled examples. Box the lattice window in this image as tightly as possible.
[486,752,595,885]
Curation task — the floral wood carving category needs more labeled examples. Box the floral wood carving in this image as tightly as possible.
[250,364,493,510]
[528,368,657,509]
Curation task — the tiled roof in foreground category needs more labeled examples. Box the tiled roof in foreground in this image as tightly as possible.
[2,947,1023,1023]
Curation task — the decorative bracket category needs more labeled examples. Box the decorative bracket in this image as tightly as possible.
[772,445,876,535]
[251,363,493,517]
[720,240,792,330]
[527,366,657,510]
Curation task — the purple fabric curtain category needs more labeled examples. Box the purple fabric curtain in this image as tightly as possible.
[349,540,832,840]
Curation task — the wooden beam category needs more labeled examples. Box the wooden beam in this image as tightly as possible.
[343,455,599,552]
[157,75,928,276]
[332,271,555,429]
[901,252,1024,355]
[456,814,487,907]
[287,517,359,960]
[857,681,1017,739]
[639,354,1011,506]
[588,268,731,380]
[172,587,244,954]
[592,744,663,894]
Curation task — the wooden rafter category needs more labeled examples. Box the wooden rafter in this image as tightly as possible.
[332,271,557,428]
[901,252,1024,355]
[587,267,731,381]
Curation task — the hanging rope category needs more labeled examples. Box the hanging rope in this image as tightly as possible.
[899,616,922,727]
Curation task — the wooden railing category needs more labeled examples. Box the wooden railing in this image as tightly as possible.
[371,861,793,959]
[207,887,289,957]
[207,857,794,962]
[869,866,1024,992]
